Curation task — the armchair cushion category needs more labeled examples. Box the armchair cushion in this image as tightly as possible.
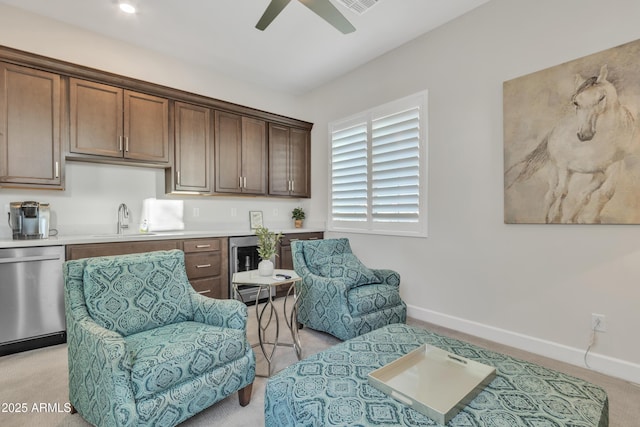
[302,238,352,275]
[126,321,248,400]
[310,252,381,289]
[83,251,194,336]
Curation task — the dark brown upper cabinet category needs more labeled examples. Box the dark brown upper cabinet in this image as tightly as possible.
[0,62,63,189]
[168,101,213,193]
[0,46,313,195]
[215,111,267,195]
[268,124,310,198]
[69,78,169,165]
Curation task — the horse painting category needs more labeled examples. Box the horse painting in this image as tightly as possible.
[504,64,640,223]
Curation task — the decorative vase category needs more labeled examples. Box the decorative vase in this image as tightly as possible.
[258,259,274,277]
[294,219,303,228]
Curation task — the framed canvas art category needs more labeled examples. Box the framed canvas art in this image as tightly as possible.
[504,39,640,224]
[249,211,263,229]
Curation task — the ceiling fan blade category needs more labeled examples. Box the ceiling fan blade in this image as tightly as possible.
[256,0,292,31]
[299,0,356,34]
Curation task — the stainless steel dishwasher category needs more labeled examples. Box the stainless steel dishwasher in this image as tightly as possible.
[0,245,66,355]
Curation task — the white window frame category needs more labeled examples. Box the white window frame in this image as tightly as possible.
[328,90,428,238]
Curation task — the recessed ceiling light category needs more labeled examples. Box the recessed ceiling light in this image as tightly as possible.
[119,3,136,14]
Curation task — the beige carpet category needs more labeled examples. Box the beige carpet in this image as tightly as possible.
[1,303,638,427]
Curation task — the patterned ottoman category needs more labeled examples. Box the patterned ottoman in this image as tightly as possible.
[265,324,608,426]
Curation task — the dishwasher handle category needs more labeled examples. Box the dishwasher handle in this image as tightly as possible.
[0,254,63,264]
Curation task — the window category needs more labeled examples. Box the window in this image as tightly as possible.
[328,91,427,237]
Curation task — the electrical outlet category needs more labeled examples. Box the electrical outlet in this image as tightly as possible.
[591,313,606,332]
[192,207,200,217]
[273,208,279,216]
[231,208,237,217]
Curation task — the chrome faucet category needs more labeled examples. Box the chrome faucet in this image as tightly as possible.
[117,203,129,235]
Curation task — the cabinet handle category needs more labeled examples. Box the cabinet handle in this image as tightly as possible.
[125,137,129,152]
[309,237,319,240]
[198,290,212,294]
[196,244,211,248]
[243,176,247,188]
[196,264,212,268]
[55,161,59,179]
[176,170,180,185]
[291,180,295,192]
[239,176,243,188]
[119,136,123,152]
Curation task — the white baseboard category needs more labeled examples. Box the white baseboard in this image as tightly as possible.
[407,304,640,385]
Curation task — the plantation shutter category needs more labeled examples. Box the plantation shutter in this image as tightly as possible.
[371,106,420,223]
[331,122,368,222]
[328,90,427,237]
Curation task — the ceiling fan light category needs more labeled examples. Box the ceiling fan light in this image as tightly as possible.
[119,3,136,14]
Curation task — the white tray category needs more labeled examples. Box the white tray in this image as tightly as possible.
[368,344,496,425]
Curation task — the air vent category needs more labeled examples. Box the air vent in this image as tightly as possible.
[336,0,380,15]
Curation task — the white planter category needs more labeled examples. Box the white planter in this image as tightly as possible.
[258,259,274,277]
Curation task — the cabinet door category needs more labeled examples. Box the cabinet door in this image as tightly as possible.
[0,63,62,187]
[69,78,123,158]
[268,123,291,196]
[124,90,169,163]
[241,116,267,195]
[279,245,293,270]
[289,128,310,197]
[174,101,211,192]
[268,124,311,197]
[214,111,242,193]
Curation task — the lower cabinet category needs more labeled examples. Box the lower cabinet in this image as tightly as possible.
[65,237,228,299]
[275,231,323,297]
[65,240,180,259]
[277,232,324,270]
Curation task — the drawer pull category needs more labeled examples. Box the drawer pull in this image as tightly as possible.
[308,237,319,240]
[196,244,211,248]
[196,264,212,268]
[198,290,212,294]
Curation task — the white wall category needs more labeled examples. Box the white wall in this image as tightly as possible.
[303,0,640,383]
[0,4,315,238]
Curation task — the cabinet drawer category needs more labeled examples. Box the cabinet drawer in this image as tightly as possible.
[185,252,221,279]
[183,238,221,253]
[189,277,226,299]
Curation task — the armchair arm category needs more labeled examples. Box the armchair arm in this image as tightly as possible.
[371,269,401,287]
[67,316,135,427]
[191,293,248,331]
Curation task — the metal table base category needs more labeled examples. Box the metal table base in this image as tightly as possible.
[232,269,302,377]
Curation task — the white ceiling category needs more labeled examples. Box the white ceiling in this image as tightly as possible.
[0,0,489,94]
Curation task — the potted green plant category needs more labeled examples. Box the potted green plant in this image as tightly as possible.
[292,207,305,228]
[255,226,283,276]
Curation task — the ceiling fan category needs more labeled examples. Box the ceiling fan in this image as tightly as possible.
[256,0,356,34]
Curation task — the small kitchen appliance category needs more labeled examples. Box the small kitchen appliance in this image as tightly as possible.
[8,201,50,240]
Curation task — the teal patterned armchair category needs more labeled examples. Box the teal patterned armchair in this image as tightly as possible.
[292,238,406,341]
[63,249,255,427]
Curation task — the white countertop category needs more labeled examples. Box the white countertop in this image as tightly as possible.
[0,228,325,249]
